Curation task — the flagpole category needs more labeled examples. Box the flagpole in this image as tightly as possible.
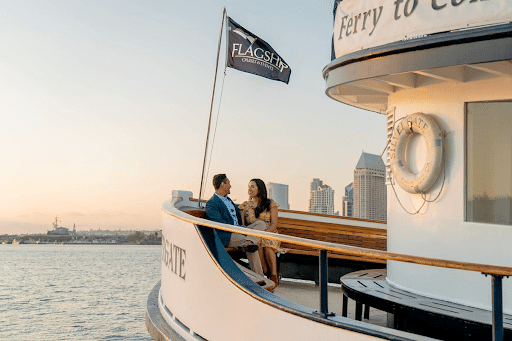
[198,7,226,208]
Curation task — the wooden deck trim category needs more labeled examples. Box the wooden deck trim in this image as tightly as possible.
[281,249,387,265]
[278,208,386,224]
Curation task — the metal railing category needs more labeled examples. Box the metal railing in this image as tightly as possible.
[163,199,511,341]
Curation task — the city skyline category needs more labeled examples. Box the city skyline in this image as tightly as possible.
[4,164,380,233]
[1,1,385,234]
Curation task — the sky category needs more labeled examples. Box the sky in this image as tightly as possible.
[0,0,385,234]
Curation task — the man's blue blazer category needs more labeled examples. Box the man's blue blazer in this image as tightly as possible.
[205,194,243,247]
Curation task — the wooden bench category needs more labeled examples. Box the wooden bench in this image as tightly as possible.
[180,207,207,218]
[341,269,512,340]
[179,206,387,264]
[276,216,387,265]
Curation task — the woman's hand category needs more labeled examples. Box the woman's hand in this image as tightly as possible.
[266,206,279,233]
[265,226,278,233]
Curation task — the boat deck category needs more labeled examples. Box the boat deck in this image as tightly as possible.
[274,278,388,328]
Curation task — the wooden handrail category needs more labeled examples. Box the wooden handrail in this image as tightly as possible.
[162,200,512,277]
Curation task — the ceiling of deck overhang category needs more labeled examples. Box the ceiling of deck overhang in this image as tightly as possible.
[325,60,512,114]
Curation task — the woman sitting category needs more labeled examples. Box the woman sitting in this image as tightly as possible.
[239,179,285,288]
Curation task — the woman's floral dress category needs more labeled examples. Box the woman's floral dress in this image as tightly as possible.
[239,199,285,253]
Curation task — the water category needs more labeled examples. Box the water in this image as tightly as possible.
[0,244,161,341]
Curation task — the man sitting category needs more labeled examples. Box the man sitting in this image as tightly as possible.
[205,174,265,275]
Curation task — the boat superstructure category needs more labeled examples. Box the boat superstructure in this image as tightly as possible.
[147,190,512,341]
[148,191,444,341]
[47,215,72,236]
[323,0,512,339]
[325,0,512,314]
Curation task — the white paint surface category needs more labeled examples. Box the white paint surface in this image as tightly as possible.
[387,77,512,313]
[158,196,426,340]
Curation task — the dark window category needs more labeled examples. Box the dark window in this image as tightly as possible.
[466,101,512,225]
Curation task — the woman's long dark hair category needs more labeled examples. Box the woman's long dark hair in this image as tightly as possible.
[251,178,271,218]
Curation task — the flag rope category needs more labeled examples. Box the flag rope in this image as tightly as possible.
[202,68,228,203]
[198,8,227,207]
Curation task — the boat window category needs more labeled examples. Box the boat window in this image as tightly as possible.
[466,100,512,225]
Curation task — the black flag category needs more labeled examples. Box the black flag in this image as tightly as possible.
[227,17,291,84]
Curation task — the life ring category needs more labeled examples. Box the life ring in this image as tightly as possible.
[389,113,444,194]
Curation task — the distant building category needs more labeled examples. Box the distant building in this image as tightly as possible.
[342,182,353,217]
[309,178,335,215]
[267,182,290,210]
[353,152,387,221]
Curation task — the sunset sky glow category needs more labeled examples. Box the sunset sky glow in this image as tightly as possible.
[1,0,385,234]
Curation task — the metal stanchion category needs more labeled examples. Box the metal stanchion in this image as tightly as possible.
[314,250,334,317]
[483,273,508,341]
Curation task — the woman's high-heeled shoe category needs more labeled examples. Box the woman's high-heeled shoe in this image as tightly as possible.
[265,274,279,291]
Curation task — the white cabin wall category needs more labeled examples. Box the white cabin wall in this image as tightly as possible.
[386,77,512,313]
